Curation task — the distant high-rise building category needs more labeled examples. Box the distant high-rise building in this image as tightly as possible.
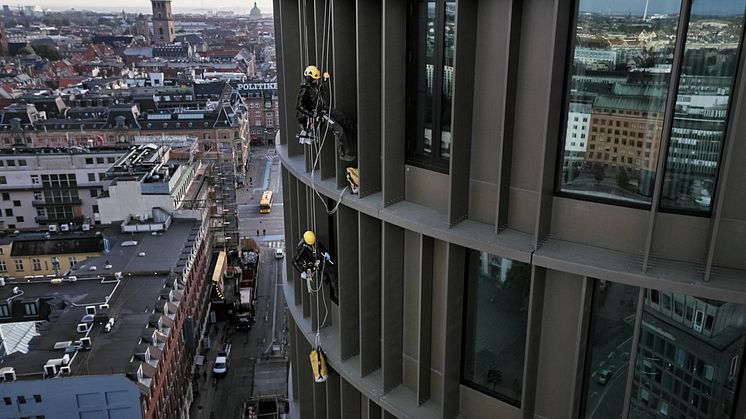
[151,0,175,45]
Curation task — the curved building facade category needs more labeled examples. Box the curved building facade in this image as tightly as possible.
[273,0,746,418]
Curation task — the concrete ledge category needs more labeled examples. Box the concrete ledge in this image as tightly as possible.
[279,144,746,304]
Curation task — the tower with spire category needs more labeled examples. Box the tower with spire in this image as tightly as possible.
[151,0,175,44]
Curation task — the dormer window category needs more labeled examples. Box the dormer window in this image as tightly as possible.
[23,301,38,316]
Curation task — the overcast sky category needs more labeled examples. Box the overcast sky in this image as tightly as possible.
[580,0,746,16]
[16,0,273,14]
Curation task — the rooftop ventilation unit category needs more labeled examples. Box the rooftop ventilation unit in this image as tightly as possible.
[59,366,71,375]
[85,306,96,315]
[76,323,89,333]
[60,223,70,232]
[99,303,109,310]
[82,224,91,231]
[80,337,92,349]
[44,364,57,377]
[1,367,15,382]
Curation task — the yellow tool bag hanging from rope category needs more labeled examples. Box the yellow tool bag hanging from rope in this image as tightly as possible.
[309,347,328,383]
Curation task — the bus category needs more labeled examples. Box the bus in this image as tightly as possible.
[259,191,273,214]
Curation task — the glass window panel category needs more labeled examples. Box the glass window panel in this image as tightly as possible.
[580,281,639,419]
[560,0,681,205]
[630,290,746,419]
[462,251,530,406]
[415,2,436,156]
[439,1,456,159]
[661,0,746,212]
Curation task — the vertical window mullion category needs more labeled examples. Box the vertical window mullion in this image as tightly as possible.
[432,0,446,162]
[621,287,646,419]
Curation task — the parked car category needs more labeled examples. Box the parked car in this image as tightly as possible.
[695,194,711,207]
[212,344,232,377]
[275,248,285,259]
[597,369,611,385]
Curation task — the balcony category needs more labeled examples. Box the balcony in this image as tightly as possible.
[32,198,82,207]
[34,215,48,223]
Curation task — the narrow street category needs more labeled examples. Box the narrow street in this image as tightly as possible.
[189,145,288,419]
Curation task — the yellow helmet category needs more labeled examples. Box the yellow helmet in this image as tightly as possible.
[304,65,321,80]
[303,230,316,245]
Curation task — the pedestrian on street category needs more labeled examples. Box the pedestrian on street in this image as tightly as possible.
[263,229,266,235]
[257,229,260,235]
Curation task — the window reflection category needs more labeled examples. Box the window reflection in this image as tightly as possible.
[630,289,746,419]
[462,251,530,406]
[416,1,436,156]
[560,0,681,205]
[439,2,455,159]
[580,281,639,419]
[660,0,746,212]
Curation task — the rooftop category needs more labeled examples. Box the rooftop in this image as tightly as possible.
[0,218,201,382]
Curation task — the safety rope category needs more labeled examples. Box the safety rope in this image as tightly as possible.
[299,0,353,357]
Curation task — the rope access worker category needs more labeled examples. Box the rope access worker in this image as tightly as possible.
[292,230,338,296]
[296,65,356,162]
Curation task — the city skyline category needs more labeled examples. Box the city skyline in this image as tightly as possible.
[580,0,746,16]
[7,0,273,14]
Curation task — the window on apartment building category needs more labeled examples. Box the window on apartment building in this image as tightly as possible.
[96,157,104,164]
[23,302,37,316]
[1,193,8,201]
[6,160,14,167]
[558,0,746,215]
[32,259,41,271]
[15,216,23,223]
[85,158,93,164]
[462,250,530,406]
[30,175,39,184]
[0,176,6,184]
[0,261,6,272]
[90,189,98,198]
[14,259,23,271]
[12,200,20,207]
[5,209,13,217]
[107,157,116,163]
[406,0,456,173]
[17,159,26,166]
[88,173,95,182]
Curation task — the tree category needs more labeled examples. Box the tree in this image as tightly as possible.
[32,45,62,61]
[593,164,606,185]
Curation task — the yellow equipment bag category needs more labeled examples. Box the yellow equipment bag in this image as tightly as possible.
[309,347,328,383]
[345,167,359,194]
